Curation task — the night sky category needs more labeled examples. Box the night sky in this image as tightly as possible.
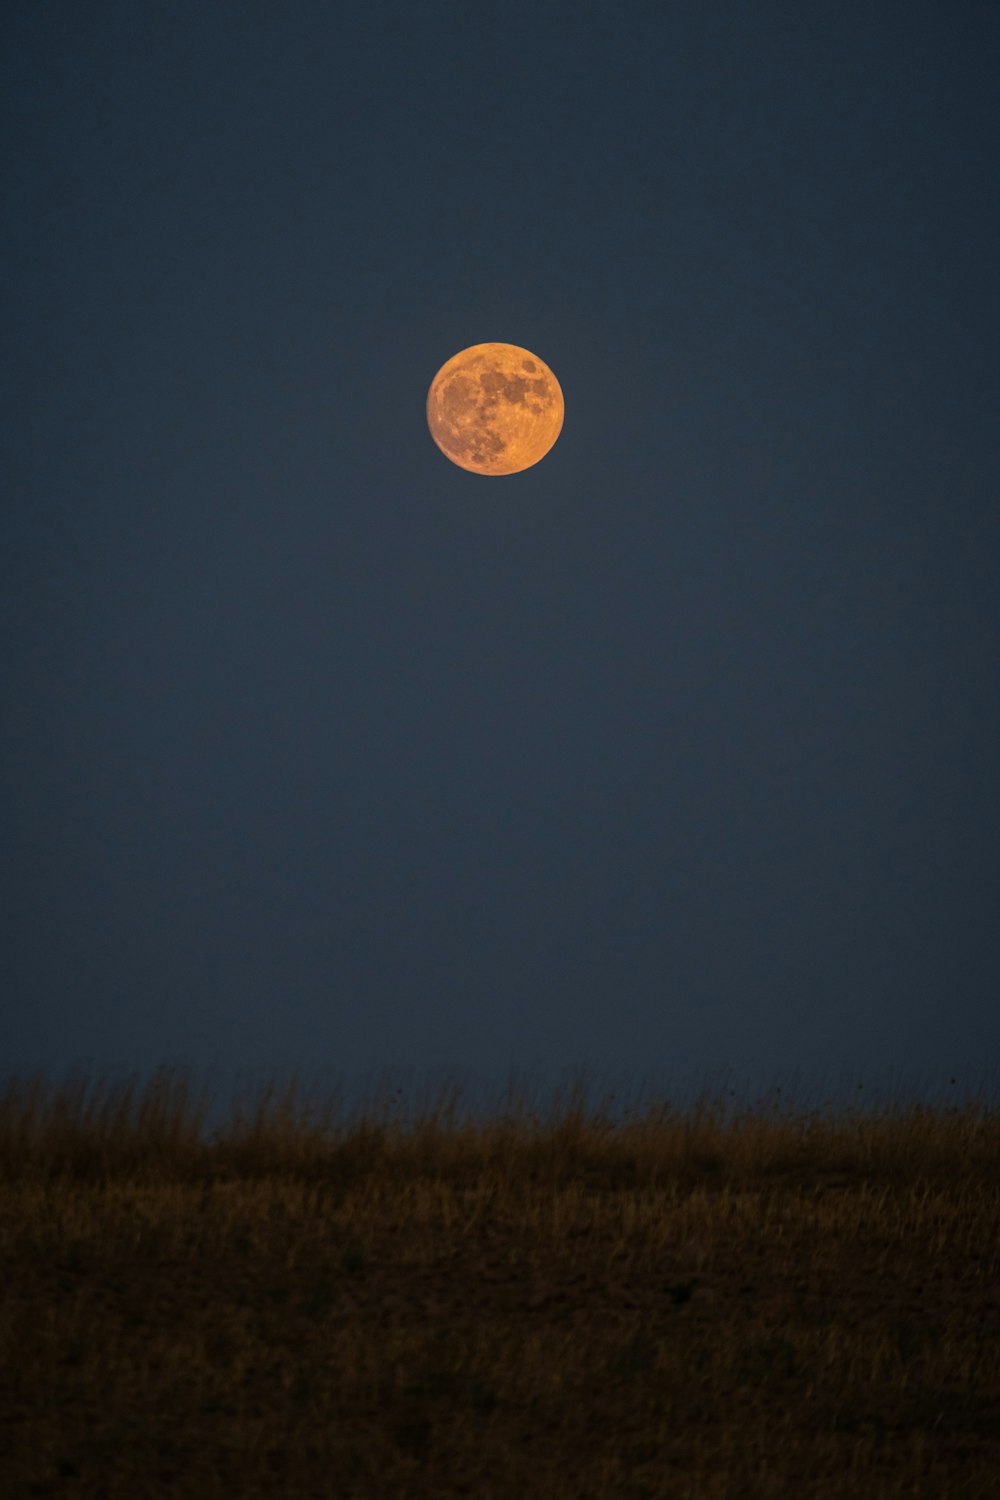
[3,3,999,1112]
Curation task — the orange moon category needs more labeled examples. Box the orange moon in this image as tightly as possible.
[426,343,564,475]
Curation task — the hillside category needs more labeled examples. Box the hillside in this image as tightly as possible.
[2,1073,998,1498]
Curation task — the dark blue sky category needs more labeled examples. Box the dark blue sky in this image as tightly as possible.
[3,2,999,1111]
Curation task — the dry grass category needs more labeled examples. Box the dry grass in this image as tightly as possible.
[1,1069,998,1498]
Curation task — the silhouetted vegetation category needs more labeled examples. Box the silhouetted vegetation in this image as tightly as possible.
[2,1069,998,1497]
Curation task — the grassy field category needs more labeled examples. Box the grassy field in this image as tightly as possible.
[1,1071,998,1498]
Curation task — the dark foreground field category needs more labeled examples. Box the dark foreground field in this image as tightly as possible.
[1,1073,998,1498]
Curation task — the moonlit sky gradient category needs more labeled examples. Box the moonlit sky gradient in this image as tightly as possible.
[3,3,999,1112]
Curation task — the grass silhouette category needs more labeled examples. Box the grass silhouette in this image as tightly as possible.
[2,1068,998,1497]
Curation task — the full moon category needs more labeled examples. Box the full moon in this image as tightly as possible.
[426,343,564,475]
